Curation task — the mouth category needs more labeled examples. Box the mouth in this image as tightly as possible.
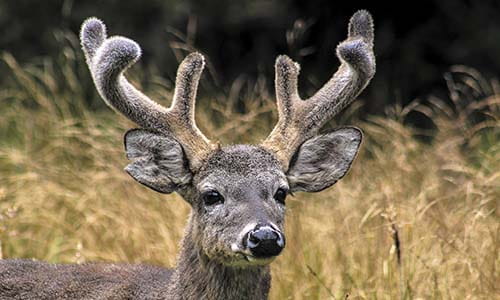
[242,253,276,265]
[231,248,278,265]
[230,242,280,266]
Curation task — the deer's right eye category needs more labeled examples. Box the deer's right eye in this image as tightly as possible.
[203,190,224,206]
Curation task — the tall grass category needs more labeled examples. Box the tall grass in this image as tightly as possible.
[0,31,498,299]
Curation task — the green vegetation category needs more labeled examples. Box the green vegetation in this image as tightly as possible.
[0,30,498,299]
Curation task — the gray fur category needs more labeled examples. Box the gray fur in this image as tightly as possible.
[124,129,192,194]
[81,18,169,132]
[0,260,173,300]
[164,146,284,299]
[287,127,362,192]
[0,10,375,299]
[165,225,271,299]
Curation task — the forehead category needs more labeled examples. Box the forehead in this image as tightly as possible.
[196,145,283,183]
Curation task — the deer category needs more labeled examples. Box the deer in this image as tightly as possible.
[0,10,375,299]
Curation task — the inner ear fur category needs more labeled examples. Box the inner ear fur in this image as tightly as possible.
[287,127,363,193]
[124,128,192,194]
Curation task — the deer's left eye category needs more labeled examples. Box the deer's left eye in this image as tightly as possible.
[274,188,287,205]
[203,190,224,206]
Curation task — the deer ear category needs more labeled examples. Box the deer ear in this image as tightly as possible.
[124,129,192,194]
[287,127,362,193]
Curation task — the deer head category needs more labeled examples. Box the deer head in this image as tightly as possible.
[80,10,375,267]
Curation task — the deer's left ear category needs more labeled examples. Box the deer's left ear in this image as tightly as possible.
[124,129,192,194]
[286,127,362,193]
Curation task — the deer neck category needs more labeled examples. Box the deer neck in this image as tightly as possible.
[167,220,271,299]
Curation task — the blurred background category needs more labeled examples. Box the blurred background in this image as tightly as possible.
[2,0,500,120]
[0,1,498,299]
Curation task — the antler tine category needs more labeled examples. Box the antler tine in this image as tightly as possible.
[167,52,215,166]
[80,18,214,170]
[274,55,301,125]
[81,18,170,131]
[262,10,376,170]
[306,10,375,119]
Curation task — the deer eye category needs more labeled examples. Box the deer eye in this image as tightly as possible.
[203,190,224,206]
[274,188,287,204]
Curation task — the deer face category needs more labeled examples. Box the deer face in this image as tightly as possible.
[123,129,362,266]
[124,134,289,266]
[192,145,287,266]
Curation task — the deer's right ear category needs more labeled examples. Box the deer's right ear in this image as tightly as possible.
[124,129,192,194]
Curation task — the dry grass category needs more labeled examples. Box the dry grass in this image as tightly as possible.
[0,34,498,299]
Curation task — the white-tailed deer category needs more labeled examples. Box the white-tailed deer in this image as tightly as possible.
[0,10,375,299]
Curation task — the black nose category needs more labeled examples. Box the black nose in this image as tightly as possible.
[245,224,285,258]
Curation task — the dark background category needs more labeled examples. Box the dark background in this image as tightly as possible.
[1,0,499,117]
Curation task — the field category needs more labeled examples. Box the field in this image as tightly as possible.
[0,33,498,299]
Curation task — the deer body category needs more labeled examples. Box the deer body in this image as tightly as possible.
[1,226,270,299]
[0,260,174,299]
[0,10,375,299]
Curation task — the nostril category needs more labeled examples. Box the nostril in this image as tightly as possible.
[248,231,261,248]
[246,226,284,258]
